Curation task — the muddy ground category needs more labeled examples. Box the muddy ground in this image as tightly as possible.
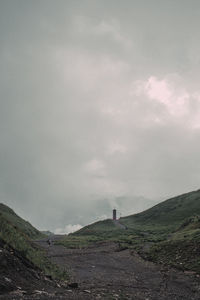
[1,236,200,299]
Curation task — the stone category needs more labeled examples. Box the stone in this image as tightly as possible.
[83,290,91,293]
[68,282,78,288]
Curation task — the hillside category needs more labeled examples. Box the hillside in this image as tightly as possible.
[61,189,200,274]
[73,189,200,236]
[0,203,67,296]
[120,189,200,229]
[0,203,42,239]
[59,219,127,249]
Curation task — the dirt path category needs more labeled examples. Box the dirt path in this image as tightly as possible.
[36,237,200,300]
[112,219,127,229]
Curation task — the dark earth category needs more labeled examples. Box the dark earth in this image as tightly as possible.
[1,236,200,299]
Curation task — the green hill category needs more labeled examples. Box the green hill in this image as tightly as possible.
[59,189,200,273]
[0,203,67,280]
[75,219,119,235]
[146,215,200,273]
[120,189,200,230]
[72,189,200,237]
[0,203,42,239]
[119,190,200,273]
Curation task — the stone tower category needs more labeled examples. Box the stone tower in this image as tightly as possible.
[113,209,117,220]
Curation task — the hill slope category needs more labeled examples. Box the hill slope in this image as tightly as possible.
[120,189,200,229]
[72,189,200,236]
[0,203,42,239]
[0,203,67,291]
[64,189,200,273]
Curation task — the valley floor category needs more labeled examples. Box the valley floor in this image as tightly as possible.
[33,237,200,300]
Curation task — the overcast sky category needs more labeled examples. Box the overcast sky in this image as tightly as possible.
[1,0,200,233]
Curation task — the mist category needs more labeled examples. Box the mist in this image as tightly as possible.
[1,0,200,232]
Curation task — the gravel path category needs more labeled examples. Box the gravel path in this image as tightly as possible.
[35,237,200,300]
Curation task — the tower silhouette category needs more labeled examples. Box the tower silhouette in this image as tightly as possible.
[113,209,117,220]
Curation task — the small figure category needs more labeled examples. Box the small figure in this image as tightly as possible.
[47,239,52,246]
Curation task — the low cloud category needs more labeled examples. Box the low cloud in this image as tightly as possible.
[54,224,83,235]
[132,75,190,117]
[1,1,200,231]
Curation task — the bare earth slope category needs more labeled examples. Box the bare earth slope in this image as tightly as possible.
[36,236,200,300]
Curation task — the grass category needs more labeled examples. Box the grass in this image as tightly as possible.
[58,221,165,251]
[120,189,200,228]
[56,235,103,249]
[58,189,200,274]
[139,215,200,274]
[0,203,43,239]
[75,219,120,235]
[3,188,200,276]
[146,238,200,273]
[0,204,68,280]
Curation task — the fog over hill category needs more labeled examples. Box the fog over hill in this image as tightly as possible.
[54,195,160,234]
[1,0,200,232]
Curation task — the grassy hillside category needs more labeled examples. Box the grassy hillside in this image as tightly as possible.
[119,189,200,230]
[70,189,200,240]
[0,203,43,239]
[58,219,131,249]
[75,219,119,235]
[144,215,200,272]
[58,189,200,274]
[0,203,67,280]
[71,189,200,237]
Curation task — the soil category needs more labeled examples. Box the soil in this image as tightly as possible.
[1,236,200,299]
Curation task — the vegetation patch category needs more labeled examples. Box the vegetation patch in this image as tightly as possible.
[0,203,44,239]
[59,190,200,275]
[146,239,200,273]
[0,205,68,280]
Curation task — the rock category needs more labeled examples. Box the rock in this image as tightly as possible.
[34,290,49,295]
[10,289,24,296]
[60,281,68,288]
[184,270,196,275]
[68,282,78,288]
[83,289,91,293]
[34,290,44,294]
[0,278,15,293]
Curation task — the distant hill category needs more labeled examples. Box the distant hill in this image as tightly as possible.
[41,230,54,236]
[73,189,200,235]
[74,219,118,235]
[67,189,200,273]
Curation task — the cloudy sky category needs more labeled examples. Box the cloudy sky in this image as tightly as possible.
[1,0,200,233]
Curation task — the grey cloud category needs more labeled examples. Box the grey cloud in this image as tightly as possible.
[1,1,200,231]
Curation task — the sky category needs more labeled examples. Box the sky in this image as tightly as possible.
[1,0,200,233]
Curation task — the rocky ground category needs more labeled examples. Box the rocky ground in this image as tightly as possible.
[1,236,200,299]
[37,237,200,299]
